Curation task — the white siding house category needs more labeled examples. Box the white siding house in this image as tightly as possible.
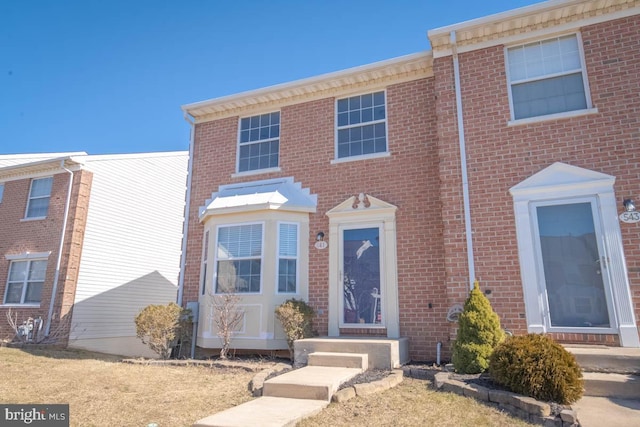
[66,152,188,357]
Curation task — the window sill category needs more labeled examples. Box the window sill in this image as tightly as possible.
[508,108,598,126]
[20,216,47,222]
[232,167,281,178]
[331,151,391,165]
[0,303,41,308]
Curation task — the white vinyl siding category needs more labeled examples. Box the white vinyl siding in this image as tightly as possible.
[25,177,53,218]
[4,259,47,304]
[277,222,298,293]
[215,223,263,293]
[507,34,590,120]
[68,153,187,356]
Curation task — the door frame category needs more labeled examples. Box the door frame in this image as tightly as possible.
[510,162,639,347]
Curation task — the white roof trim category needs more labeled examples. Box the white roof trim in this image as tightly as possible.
[199,177,317,220]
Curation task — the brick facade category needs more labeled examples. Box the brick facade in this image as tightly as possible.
[182,5,640,361]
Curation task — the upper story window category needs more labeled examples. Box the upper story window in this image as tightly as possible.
[26,177,53,218]
[277,222,298,293]
[4,259,47,305]
[215,223,263,293]
[336,91,387,159]
[507,34,590,121]
[0,183,4,203]
[238,112,280,173]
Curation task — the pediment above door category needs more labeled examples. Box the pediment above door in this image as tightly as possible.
[326,193,397,221]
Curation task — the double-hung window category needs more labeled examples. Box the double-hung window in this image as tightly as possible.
[26,177,53,218]
[215,223,262,293]
[507,34,590,121]
[277,223,298,293]
[238,112,280,173]
[0,183,4,203]
[4,259,47,304]
[336,91,387,159]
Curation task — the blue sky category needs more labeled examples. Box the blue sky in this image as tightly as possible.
[1,0,541,155]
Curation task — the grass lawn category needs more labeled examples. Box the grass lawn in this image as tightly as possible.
[0,347,533,427]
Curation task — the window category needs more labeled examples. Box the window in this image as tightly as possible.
[507,34,589,120]
[0,183,4,203]
[238,112,280,173]
[4,260,47,304]
[277,223,298,293]
[215,223,262,293]
[336,91,387,159]
[26,177,53,218]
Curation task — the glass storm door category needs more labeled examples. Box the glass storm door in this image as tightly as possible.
[342,227,382,325]
[534,201,613,328]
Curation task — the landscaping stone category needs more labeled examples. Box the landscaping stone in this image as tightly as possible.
[332,387,356,403]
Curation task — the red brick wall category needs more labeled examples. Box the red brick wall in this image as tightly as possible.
[435,15,640,345]
[0,169,93,343]
[183,78,448,361]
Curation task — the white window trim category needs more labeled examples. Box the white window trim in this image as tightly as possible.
[276,221,299,295]
[334,90,390,161]
[24,176,53,220]
[235,112,280,174]
[505,32,594,123]
[5,252,52,261]
[3,257,49,305]
[200,230,210,296]
[213,221,264,295]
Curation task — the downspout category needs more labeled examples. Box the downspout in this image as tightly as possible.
[45,160,74,336]
[177,112,195,306]
[450,30,476,290]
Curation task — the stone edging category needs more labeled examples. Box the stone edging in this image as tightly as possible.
[431,372,580,427]
[331,370,404,403]
[249,363,293,396]
[121,358,279,373]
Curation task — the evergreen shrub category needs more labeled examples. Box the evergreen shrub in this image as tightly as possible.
[452,280,505,374]
[489,333,584,404]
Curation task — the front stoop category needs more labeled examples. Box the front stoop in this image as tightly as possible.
[294,337,409,369]
[192,396,328,427]
[308,351,368,370]
[262,365,363,401]
[581,372,640,399]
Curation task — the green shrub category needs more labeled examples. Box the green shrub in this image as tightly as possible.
[489,333,584,404]
[452,280,505,374]
[275,299,315,360]
[135,303,191,359]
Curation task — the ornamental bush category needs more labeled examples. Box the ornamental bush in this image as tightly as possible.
[452,280,505,374]
[275,299,315,360]
[135,302,190,359]
[489,333,584,404]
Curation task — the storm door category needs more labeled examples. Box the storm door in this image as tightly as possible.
[341,226,383,326]
[533,199,614,329]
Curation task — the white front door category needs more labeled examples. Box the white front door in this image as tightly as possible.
[532,199,615,331]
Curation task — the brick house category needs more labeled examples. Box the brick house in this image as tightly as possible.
[180,0,640,362]
[0,151,188,357]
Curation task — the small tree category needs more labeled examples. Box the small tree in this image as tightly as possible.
[452,280,505,374]
[275,299,315,360]
[135,303,188,359]
[210,286,244,359]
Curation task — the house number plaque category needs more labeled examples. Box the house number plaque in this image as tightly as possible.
[619,211,640,223]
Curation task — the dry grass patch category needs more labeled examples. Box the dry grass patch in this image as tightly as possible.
[0,347,255,426]
[299,377,535,427]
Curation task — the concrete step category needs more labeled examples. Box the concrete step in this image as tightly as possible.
[192,396,328,427]
[566,346,640,374]
[582,372,640,399]
[295,337,409,370]
[308,351,369,370]
[262,365,362,401]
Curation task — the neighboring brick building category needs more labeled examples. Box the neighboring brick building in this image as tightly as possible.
[180,0,640,361]
[0,152,188,357]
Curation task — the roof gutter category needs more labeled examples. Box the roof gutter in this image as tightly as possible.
[177,112,195,306]
[45,160,74,336]
[450,30,476,290]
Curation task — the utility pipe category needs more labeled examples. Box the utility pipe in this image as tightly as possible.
[177,112,195,306]
[45,160,74,336]
[450,30,476,290]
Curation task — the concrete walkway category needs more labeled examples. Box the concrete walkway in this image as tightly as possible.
[573,396,640,427]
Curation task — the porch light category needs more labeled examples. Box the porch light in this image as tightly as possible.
[316,231,325,241]
[623,199,636,212]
